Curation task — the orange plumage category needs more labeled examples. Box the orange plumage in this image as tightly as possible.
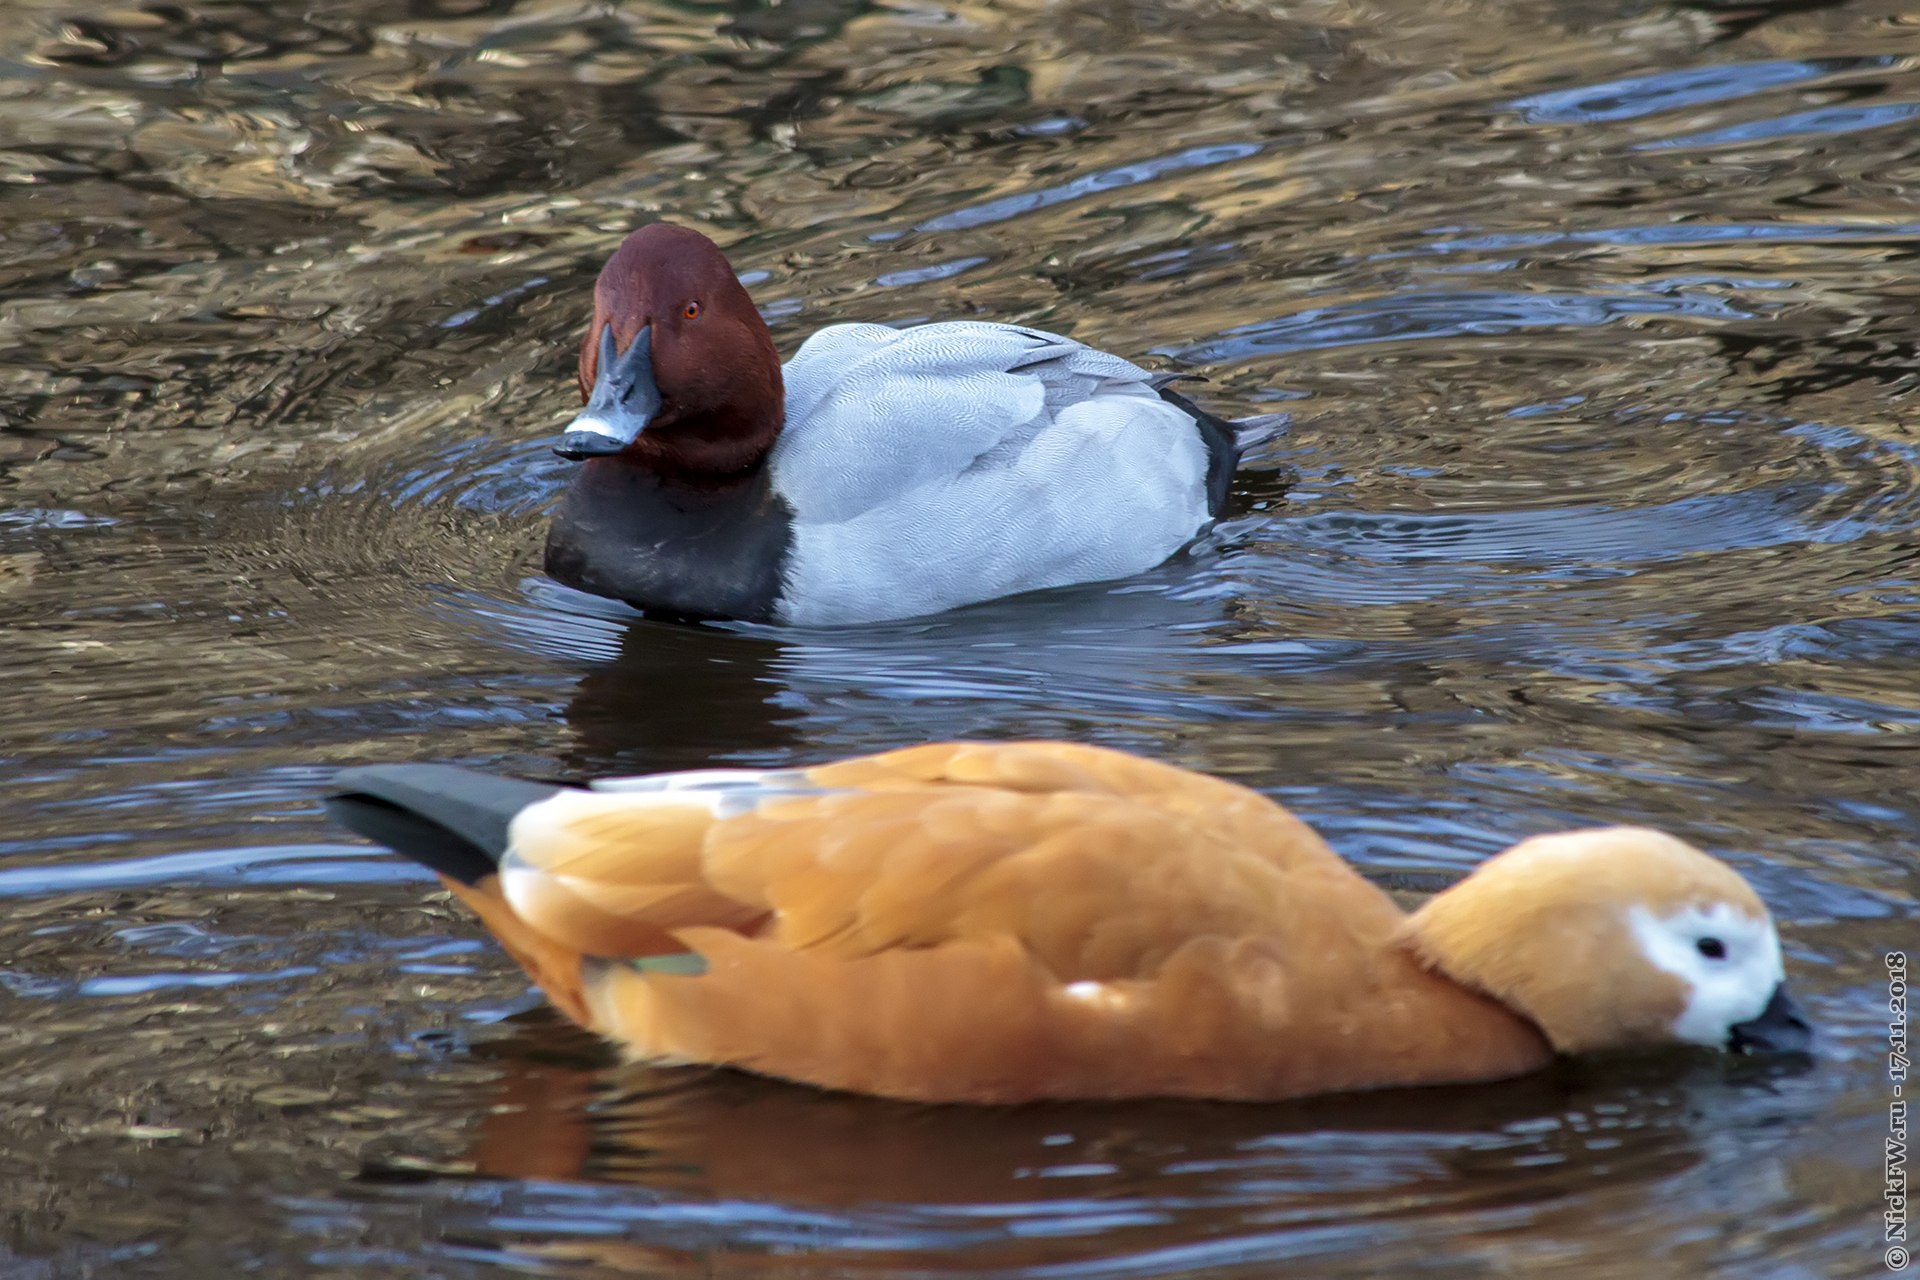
[330,741,1807,1103]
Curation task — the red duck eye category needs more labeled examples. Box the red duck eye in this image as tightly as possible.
[683,301,701,320]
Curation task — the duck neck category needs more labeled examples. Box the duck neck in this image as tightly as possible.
[1363,939,1556,1082]
[1180,933,1551,1097]
[624,400,784,480]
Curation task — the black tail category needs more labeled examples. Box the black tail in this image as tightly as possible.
[1152,380,1264,518]
[326,764,565,886]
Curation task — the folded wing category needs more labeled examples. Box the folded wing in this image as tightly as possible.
[496,741,1379,985]
[773,322,1170,524]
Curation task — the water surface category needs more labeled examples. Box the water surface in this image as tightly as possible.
[0,0,1911,1274]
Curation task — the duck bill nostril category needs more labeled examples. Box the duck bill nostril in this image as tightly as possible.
[1727,983,1813,1055]
[555,323,662,460]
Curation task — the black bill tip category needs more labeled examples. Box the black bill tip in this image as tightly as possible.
[1727,983,1814,1056]
[554,428,632,460]
[553,322,660,460]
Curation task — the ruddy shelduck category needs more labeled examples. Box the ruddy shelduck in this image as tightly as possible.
[329,741,1811,1103]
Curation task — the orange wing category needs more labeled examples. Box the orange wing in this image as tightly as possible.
[497,741,1374,981]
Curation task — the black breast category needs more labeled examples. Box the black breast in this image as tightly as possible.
[544,459,794,623]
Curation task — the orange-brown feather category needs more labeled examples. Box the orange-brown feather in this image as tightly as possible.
[699,788,1361,980]
[802,740,1258,806]
[441,874,594,1028]
[586,925,1547,1103]
[500,791,767,955]
[437,741,1559,1101]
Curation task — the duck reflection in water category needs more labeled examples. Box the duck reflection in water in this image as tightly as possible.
[443,1030,1808,1276]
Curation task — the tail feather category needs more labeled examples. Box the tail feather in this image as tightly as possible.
[327,764,564,885]
[329,763,713,1034]
[1230,413,1288,455]
[1149,380,1289,515]
[444,875,594,1027]
[1153,382,1240,516]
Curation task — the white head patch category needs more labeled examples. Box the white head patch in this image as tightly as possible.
[1626,901,1783,1046]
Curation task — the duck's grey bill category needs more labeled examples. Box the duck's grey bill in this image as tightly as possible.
[555,323,661,460]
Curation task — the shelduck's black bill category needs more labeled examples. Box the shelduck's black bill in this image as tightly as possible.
[556,324,662,460]
[1727,983,1814,1055]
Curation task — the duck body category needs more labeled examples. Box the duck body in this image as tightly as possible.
[329,742,1809,1104]
[542,225,1241,626]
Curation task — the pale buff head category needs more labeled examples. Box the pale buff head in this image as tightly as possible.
[1402,827,1810,1056]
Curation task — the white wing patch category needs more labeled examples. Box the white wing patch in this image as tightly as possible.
[588,768,814,795]
[769,321,1214,626]
[506,772,826,858]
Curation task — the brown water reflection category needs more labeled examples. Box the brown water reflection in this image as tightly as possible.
[431,1035,1816,1277]
[0,0,1913,1274]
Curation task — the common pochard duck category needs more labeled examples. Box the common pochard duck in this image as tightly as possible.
[543,224,1242,626]
[330,741,1811,1104]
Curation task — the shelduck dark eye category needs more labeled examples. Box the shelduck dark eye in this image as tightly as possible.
[1696,938,1727,961]
[683,301,701,320]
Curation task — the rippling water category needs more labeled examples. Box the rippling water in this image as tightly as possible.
[0,0,1910,1274]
